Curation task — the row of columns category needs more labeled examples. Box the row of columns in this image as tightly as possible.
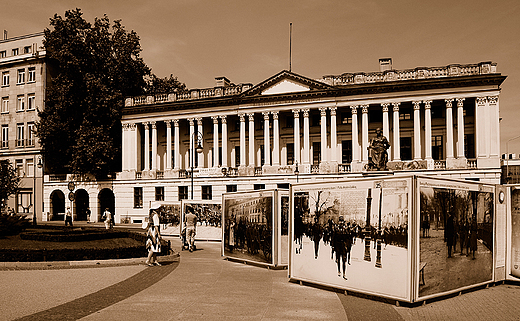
[122,95,499,172]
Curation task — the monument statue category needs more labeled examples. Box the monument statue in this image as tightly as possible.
[366,128,390,171]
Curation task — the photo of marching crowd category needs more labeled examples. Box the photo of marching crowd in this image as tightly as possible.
[419,180,494,298]
[154,203,182,236]
[181,201,222,241]
[223,192,274,264]
[291,179,411,299]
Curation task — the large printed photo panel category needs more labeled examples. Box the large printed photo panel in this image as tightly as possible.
[181,200,222,241]
[290,177,412,301]
[418,178,494,299]
[223,190,274,265]
[154,202,182,236]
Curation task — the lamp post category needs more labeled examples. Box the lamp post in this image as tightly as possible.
[294,160,299,183]
[375,183,383,268]
[506,134,520,184]
[32,156,43,226]
[191,131,204,200]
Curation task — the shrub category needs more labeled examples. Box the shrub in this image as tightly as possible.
[0,214,31,237]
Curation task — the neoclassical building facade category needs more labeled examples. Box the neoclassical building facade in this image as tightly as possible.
[44,60,507,223]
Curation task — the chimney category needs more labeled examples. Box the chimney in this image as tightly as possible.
[215,76,231,87]
[3,30,7,40]
[379,58,392,72]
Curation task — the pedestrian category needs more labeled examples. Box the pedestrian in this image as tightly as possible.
[102,208,112,230]
[185,207,198,252]
[86,207,91,223]
[145,208,162,266]
[446,214,455,258]
[64,206,73,227]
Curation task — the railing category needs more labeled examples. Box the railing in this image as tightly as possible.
[157,171,164,179]
[154,94,168,103]
[49,174,67,181]
[178,170,188,178]
[467,159,477,168]
[254,167,262,176]
[136,172,142,179]
[311,164,320,173]
[434,160,446,169]
[338,163,351,173]
[226,167,238,176]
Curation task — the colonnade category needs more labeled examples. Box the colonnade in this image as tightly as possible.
[121,95,499,173]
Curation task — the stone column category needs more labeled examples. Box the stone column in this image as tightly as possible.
[130,123,137,171]
[476,97,487,158]
[263,111,271,166]
[212,116,219,167]
[319,107,327,163]
[330,106,337,163]
[489,96,499,157]
[272,111,280,166]
[144,122,150,170]
[174,120,180,170]
[445,99,454,159]
[351,106,359,162]
[392,103,401,161]
[293,109,301,164]
[221,115,228,167]
[361,105,369,162]
[424,100,432,160]
[239,113,246,167]
[456,98,466,158]
[303,108,310,165]
[196,117,203,168]
[166,120,172,170]
[189,118,195,169]
[413,101,421,160]
[248,113,255,167]
[382,103,390,159]
[122,124,128,171]
[151,121,157,171]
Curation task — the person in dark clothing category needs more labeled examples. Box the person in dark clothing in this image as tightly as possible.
[333,216,349,280]
[446,214,455,258]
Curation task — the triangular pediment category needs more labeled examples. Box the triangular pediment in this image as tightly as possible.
[242,70,333,97]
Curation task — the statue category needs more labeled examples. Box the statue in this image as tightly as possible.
[366,128,390,171]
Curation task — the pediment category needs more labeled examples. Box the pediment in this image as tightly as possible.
[242,70,333,97]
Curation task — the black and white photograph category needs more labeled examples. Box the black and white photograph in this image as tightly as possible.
[291,178,411,300]
[418,178,494,298]
[223,191,274,265]
[181,200,222,241]
[154,202,182,236]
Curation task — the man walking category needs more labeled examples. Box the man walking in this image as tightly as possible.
[185,208,198,252]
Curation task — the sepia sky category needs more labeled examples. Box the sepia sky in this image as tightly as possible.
[2,0,520,154]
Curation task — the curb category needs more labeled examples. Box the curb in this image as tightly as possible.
[0,252,180,270]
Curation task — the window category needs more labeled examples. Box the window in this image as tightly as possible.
[341,112,352,124]
[342,140,352,163]
[399,107,412,120]
[17,69,25,84]
[465,134,475,159]
[17,95,24,111]
[312,142,321,165]
[1,97,8,113]
[27,123,35,146]
[23,46,31,54]
[15,159,24,176]
[17,190,32,214]
[178,186,188,201]
[400,137,412,161]
[2,71,9,86]
[286,143,294,165]
[16,124,24,147]
[27,94,35,110]
[202,185,212,200]
[277,183,290,189]
[12,48,18,56]
[226,185,237,193]
[0,51,6,58]
[1,125,8,148]
[133,187,143,208]
[235,146,240,167]
[155,186,164,201]
[432,135,444,160]
[369,109,383,123]
[26,159,34,177]
[285,115,294,128]
[254,184,265,190]
[27,67,35,82]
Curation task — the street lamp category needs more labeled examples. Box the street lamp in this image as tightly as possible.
[506,134,520,183]
[32,156,43,226]
[191,131,204,200]
[294,160,299,183]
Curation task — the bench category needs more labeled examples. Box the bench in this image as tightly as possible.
[419,262,427,286]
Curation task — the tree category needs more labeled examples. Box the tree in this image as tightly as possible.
[145,74,186,95]
[0,160,20,213]
[36,9,185,179]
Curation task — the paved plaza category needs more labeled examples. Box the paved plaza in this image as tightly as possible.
[1,225,520,320]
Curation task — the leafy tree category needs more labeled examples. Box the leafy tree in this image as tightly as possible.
[36,9,184,179]
[0,160,20,213]
[145,74,186,95]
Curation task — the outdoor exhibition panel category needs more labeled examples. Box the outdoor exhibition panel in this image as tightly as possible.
[289,175,498,303]
[222,189,289,268]
[153,202,182,236]
[506,185,520,281]
[181,200,222,241]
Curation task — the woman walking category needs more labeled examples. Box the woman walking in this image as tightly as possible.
[145,208,162,266]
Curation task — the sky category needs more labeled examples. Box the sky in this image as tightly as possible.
[2,0,519,154]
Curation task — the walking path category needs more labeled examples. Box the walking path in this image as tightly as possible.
[2,230,520,320]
